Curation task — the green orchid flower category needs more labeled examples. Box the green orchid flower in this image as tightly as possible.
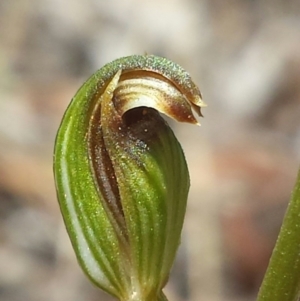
[53,55,204,301]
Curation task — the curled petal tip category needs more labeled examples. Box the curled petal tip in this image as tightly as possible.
[194,95,207,107]
[190,95,206,118]
[200,99,207,107]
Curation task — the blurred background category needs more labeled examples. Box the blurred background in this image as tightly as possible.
[0,0,299,300]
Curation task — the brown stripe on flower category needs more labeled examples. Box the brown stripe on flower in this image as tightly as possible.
[113,71,200,124]
[88,101,128,240]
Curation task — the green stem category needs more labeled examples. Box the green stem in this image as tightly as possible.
[256,168,300,301]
